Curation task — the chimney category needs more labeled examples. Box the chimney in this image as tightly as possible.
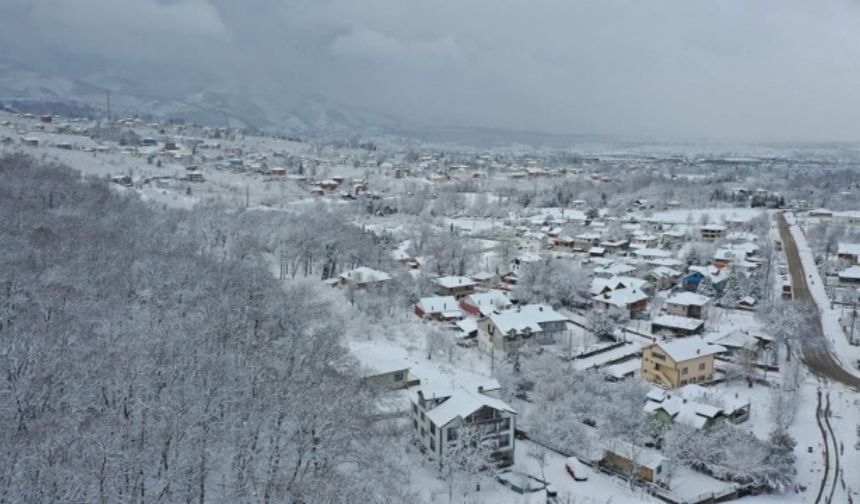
[539,306,543,312]
[478,385,484,393]
[682,398,687,404]
[696,349,701,355]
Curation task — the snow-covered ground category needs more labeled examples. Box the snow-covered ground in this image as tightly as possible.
[786,213,860,377]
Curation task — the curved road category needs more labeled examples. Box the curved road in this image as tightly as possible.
[776,212,860,390]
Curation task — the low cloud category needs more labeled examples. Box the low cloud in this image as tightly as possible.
[3,0,860,142]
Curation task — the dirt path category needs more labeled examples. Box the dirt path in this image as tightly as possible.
[776,213,860,389]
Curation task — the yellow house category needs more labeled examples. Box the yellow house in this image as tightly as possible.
[642,338,726,389]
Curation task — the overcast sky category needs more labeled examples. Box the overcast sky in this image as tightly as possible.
[3,0,860,142]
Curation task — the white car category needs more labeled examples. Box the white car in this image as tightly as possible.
[564,456,589,481]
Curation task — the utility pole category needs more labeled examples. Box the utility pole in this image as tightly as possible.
[106,90,111,123]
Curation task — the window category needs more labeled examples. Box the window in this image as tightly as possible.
[420,411,425,422]
[681,367,689,375]
[413,419,418,430]
[394,372,404,381]
[420,428,426,438]
[656,465,662,474]
[412,403,418,415]
[698,362,706,371]
[430,423,436,436]
[500,417,511,431]
[652,352,665,361]
[448,427,458,441]
[430,438,435,451]
[499,435,510,448]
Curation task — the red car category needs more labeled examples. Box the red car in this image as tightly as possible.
[564,457,589,481]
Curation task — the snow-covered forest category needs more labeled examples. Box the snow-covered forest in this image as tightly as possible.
[0,154,416,503]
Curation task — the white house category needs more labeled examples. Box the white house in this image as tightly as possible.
[410,379,517,466]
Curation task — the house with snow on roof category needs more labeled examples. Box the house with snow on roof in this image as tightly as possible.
[660,229,687,248]
[591,287,649,317]
[590,276,650,296]
[350,346,417,391]
[651,315,704,336]
[713,242,760,269]
[415,296,464,321]
[410,379,517,466]
[594,262,637,278]
[700,224,727,243]
[573,232,602,252]
[838,265,860,284]
[479,304,570,353]
[599,238,629,254]
[838,243,860,264]
[338,266,392,288]
[601,441,668,484]
[664,291,711,320]
[632,248,673,261]
[631,233,659,249]
[682,265,729,292]
[642,338,726,388]
[434,276,479,298]
[460,290,512,317]
[649,266,683,291]
[645,385,750,426]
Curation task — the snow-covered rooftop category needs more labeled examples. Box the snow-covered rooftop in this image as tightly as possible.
[838,265,860,281]
[592,287,649,308]
[414,380,516,428]
[838,243,860,257]
[339,266,391,284]
[666,291,711,307]
[653,338,726,362]
[434,275,478,289]
[487,304,569,335]
[462,290,511,315]
[652,315,704,332]
[416,296,460,314]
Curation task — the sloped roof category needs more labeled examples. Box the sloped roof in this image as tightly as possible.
[593,287,648,308]
[417,380,517,428]
[595,262,637,277]
[838,265,860,280]
[652,315,703,332]
[487,304,569,335]
[837,243,860,256]
[591,276,648,295]
[463,290,512,315]
[435,276,478,289]
[653,338,726,363]
[417,296,460,314]
[339,266,391,283]
[666,291,711,307]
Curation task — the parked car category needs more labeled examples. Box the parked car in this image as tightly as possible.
[564,456,589,481]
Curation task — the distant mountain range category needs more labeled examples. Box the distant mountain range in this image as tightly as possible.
[0,59,403,136]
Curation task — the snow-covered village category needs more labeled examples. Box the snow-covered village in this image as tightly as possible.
[2,2,860,504]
